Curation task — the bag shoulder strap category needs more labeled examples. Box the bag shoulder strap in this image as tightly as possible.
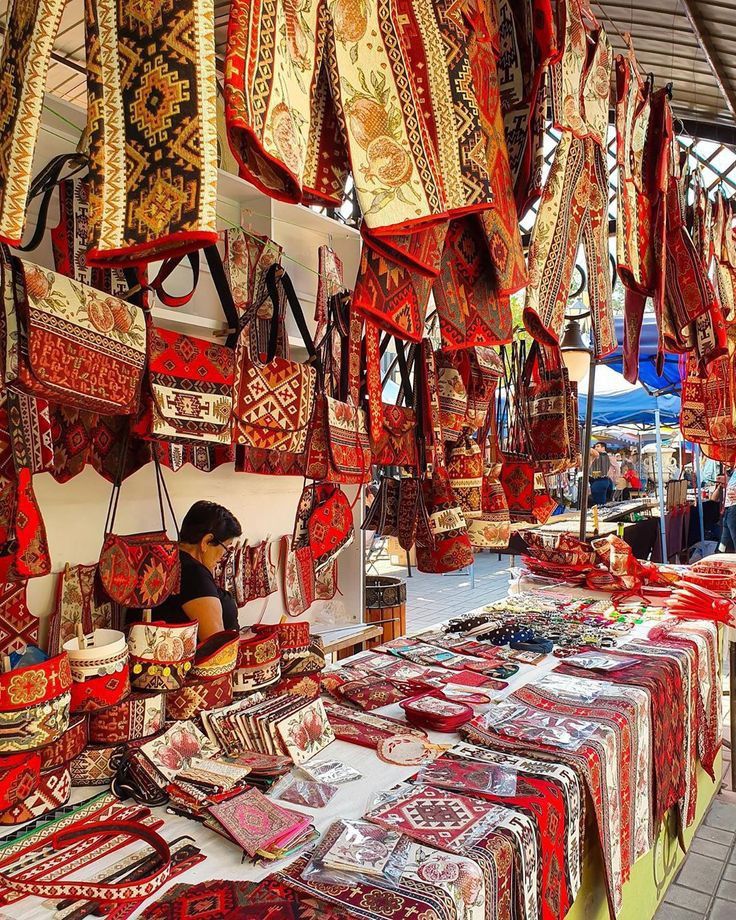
[203,244,241,348]
[19,153,88,253]
[264,264,318,365]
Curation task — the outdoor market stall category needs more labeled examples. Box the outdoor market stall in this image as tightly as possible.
[1,0,736,918]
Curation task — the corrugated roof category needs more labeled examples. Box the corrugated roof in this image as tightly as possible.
[2,1,735,132]
[597,0,736,127]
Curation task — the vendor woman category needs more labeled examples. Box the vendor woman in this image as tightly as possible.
[150,500,242,639]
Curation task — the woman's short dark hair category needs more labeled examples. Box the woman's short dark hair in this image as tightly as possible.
[179,501,242,545]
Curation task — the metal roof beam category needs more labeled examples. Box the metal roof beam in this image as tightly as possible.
[679,0,736,122]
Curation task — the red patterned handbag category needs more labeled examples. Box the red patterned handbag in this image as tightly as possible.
[306,484,355,572]
[98,456,181,609]
[416,467,473,574]
[307,303,371,484]
[415,343,472,574]
[134,324,235,446]
[234,265,318,453]
[365,322,419,470]
[8,255,147,415]
[523,343,575,469]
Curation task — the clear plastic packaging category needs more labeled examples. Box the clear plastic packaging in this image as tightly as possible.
[478,701,601,750]
[270,774,338,808]
[300,819,408,888]
[418,758,518,797]
[297,758,362,785]
[563,653,641,672]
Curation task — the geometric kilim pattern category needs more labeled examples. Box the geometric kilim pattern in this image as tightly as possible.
[0,579,38,656]
[365,784,495,848]
[85,0,218,267]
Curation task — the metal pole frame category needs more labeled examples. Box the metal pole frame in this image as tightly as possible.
[579,360,596,541]
[654,398,668,561]
[694,442,706,550]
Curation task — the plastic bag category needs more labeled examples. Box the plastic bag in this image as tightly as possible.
[418,757,518,797]
[478,701,601,750]
[300,819,408,888]
[564,653,641,672]
[271,775,338,808]
[298,758,362,785]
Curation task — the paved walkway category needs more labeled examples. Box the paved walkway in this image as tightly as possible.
[371,547,514,633]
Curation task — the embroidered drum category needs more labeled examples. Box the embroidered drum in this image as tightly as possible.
[63,628,130,712]
[127,622,198,692]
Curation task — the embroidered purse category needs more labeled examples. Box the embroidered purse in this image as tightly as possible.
[127,621,198,692]
[9,256,147,415]
[306,484,355,572]
[472,462,511,549]
[365,322,419,470]
[524,342,575,469]
[234,265,318,453]
[135,325,235,446]
[309,302,372,484]
[416,467,474,574]
[436,350,468,444]
[98,456,181,609]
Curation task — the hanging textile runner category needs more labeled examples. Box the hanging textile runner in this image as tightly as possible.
[0,0,67,246]
[85,0,218,267]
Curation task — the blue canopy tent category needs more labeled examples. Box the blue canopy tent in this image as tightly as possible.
[578,387,681,427]
[577,363,682,560]
[603,316,683,395]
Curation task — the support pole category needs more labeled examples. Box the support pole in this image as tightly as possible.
[654,399,668,561]
[730,640,736,792]
[694,442,706,549]
[579,360,596,541]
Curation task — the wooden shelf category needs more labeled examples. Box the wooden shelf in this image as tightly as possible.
[38,94,359,242]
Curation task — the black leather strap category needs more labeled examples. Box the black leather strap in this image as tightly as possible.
[203,244,241,348]
[264,263,318,365]
[19,153,88,252]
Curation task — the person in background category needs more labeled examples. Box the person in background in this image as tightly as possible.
[608,451,622,484]
[718,468,736,552]
[589,441,613,506]
[623,461,642,496]
[138,500,243,639]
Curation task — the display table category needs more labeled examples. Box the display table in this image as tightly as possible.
[0,591,724,920]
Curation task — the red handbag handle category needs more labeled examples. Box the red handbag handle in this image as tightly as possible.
[0,822,170,901]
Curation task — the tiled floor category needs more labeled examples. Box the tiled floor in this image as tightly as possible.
[655,796,736,920]
[371,548,514,632]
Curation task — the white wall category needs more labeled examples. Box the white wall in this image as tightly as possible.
[23,96,365,643]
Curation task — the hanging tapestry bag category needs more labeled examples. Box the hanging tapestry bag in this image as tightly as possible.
[365,322,419,470]
[234,264,318,454]
[98,454,181,610]
[8,255,147,415]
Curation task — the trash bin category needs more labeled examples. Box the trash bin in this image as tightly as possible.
[365,576,407,642]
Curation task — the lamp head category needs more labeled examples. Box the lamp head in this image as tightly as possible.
[560,316,592,383]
